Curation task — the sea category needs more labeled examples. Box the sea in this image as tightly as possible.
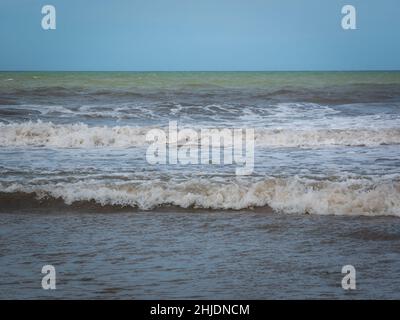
[0,71,400,299]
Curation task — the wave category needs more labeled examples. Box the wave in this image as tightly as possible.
[0,121,149,147]
[254,128,400,147]
[1,177,399,216]
[1,121,400,148]
[2,83,400,105]
[2,87,146,99]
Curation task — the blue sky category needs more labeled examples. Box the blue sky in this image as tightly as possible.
[0,0,399,71]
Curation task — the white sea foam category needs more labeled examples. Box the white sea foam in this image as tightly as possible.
[0,121,149,147]
[1,177,399,216]
[253,128,400,147]
[1,121,400,148]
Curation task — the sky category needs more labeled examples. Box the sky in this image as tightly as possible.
[0,0,399,71]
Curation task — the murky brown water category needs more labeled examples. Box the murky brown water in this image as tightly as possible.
[1,209,400,299]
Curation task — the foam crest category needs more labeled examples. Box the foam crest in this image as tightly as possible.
[1,121,400,148]
[1,177,399,216]
[254,128,400,147]
[0,121,149,147]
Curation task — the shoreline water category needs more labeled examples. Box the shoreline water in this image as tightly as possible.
[1,209,400,299]
[1,71,400,298]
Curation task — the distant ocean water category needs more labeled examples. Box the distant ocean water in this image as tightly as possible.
[1,72,400,299]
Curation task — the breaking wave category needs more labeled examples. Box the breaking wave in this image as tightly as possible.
[1,121,400,148]
[0,121,149,147]
[1,177,399,216]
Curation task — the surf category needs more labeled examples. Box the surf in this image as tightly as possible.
[1,121,400,148]
[1,176,399,216]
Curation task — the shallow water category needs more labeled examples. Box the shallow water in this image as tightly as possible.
[1,72,400,215]
[1,210,400,299]
[1,72,400,298]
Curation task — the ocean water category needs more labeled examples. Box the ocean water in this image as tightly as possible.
[1,71,400,299]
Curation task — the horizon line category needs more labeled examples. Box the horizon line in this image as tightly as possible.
[1,70,400,73]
